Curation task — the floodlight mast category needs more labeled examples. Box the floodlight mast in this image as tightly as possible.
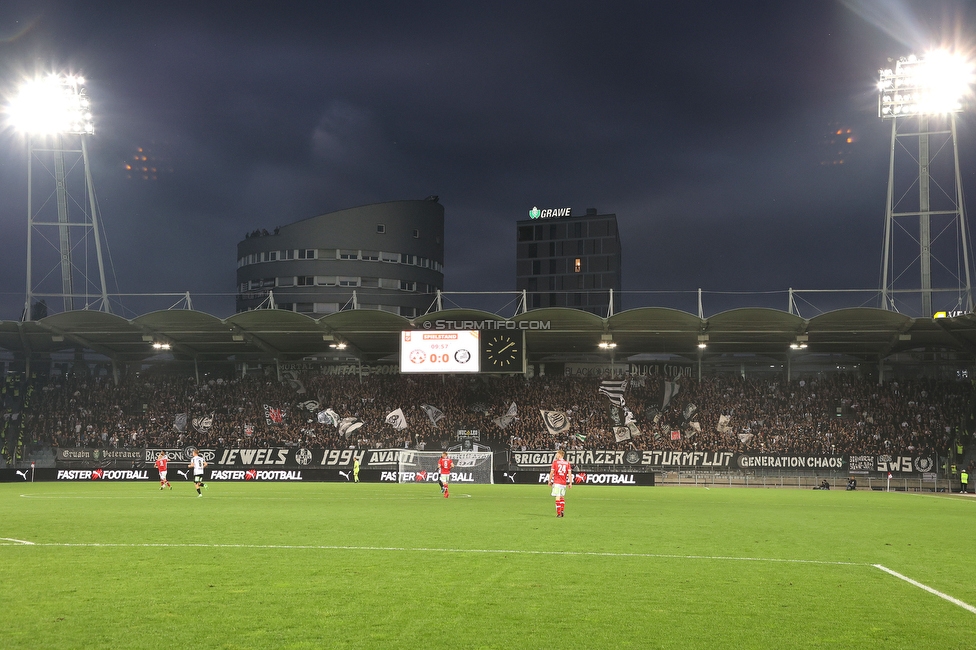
[9,74,111,320]
[878,52,975,316]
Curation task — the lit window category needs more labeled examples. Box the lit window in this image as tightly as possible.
[574,258,582,272]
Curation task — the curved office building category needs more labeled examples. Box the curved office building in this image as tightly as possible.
[236,198,444,317]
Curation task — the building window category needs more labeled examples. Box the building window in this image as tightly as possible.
[549,259,557,274]
[297,276,314,286]
[315,276,337,286]
[527,243,538,258]
[338,277,360,287]
[380,251,399,263]
[400,306,417,318]
[314,303,339,314]
[339,249,358,260]
[550,224,558,239]
[361,250,379,261]
[268,251,278,261]
[400,280,416,291]
[401,253,415,265]
[297,249,316,259]
[578,275,585,289]
[574,258,582,273]
[518,226,533,242]
[295,303,314,313]
[377,224,386,234]
[527,278,538,291]
[360,277,379,288]
[412,229,420,238]
[573,222,583,238]
[278,277,295,287]
[532,260,541,275]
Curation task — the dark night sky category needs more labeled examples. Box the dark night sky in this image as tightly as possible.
[0,0,974,319]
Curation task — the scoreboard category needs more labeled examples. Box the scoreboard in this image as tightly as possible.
[399,330,480,373]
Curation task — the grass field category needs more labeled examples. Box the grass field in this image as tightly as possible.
[1,481,974,649]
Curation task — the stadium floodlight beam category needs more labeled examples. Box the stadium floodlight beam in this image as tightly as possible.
[878,51,976,316]
[7,73,110,319]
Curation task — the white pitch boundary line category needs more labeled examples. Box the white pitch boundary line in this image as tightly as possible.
[873,564,976,615]
[1,538,972,615]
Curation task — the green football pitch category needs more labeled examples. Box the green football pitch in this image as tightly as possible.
[1,481,974,649]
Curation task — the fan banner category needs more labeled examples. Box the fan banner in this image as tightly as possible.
[43,449,937,476]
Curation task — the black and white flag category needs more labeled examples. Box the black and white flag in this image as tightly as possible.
[174,413,188,433]
[281,370,306,394]
[716,415,733,434]
[420,404,445,427]
[338,417,364,438]
[492,402,518,429]
[317,408,340,427]
[662,380,680,409]
[299,400,321,413]
[192,413,214,434]
[613,426,632,442]
[385,408,408,431]
[682,403,698,421]
[540,410,570,436]
[599,379,628,406]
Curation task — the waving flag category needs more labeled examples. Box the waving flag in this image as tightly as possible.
[264,405,285,426]
[599,379,628,406]
[385,408,408,431]
[540,410,570,436]
[420,404,445,427]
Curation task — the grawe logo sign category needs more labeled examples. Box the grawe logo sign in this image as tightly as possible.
[528,206,571,219]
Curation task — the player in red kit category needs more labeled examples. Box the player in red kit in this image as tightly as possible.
[438,452,454,498]
[549,449,573,517]
[154,452,172,490]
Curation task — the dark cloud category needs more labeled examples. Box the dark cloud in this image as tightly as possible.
[0,0,974,319]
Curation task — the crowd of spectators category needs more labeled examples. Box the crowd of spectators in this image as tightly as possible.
[11,368,971,457]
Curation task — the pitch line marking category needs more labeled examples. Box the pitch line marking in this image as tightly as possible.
[873,564,976,615]
[2,539,971,614]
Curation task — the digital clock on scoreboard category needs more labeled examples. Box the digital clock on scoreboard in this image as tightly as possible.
[400,330,480,373]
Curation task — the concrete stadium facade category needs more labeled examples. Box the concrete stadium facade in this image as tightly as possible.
[236,199,444,317]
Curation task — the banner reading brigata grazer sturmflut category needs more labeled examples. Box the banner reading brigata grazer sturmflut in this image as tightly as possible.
[510,450,936,475]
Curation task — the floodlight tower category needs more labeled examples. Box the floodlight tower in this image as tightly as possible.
[878,52,976,317]
[7,73,111,319]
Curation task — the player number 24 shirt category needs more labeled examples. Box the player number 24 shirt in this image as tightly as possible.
[551,458,572,485]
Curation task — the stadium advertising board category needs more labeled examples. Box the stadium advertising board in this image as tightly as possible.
[494,470,655,486]
[399,330,480,373]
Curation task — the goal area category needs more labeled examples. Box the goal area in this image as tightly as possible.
[397,450,494,484]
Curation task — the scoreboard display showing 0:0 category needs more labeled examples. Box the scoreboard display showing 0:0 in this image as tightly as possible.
[399,330,480,373]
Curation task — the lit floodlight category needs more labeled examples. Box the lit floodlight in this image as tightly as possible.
[6,74,94,135]
[879,50,975,118]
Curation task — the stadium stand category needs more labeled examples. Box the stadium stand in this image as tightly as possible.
[7,371,970,460]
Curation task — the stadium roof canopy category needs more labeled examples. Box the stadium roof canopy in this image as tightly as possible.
[1,306,975,366]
